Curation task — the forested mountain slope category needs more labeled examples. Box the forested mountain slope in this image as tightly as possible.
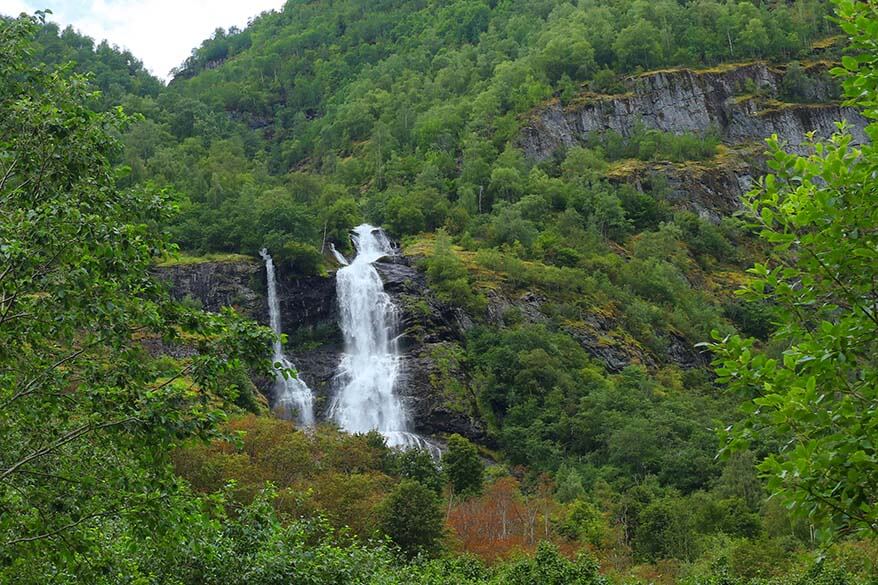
[113,0,841,254]
[4,1,876,582]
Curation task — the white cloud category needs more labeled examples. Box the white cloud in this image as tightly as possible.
[2,0,285,81]
[1,0,33,16]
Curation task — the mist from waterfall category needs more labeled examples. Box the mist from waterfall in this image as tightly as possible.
[260,249,315,427]
[330,225,435,454]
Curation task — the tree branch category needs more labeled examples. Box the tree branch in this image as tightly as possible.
[3,509,119,546]
[0,417,136,482]
[0,156,17,193]
[804,245,878,329]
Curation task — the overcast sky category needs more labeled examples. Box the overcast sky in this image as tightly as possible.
[1,0,286,80]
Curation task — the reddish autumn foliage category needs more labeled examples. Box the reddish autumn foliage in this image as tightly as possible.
[447,475,579,562]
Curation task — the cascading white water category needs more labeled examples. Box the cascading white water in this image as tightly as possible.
[330,225,437,455]
[260,249,315,427]
[329,243,349,266]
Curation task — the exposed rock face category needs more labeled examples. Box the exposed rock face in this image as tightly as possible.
[155,243,706,442]
[150,259,262,369]
[155,259,262,317]
[374,257,485,441]
[266,269,339,406]
[293,345,341,410]
[607,146,762,222]
[482,288,702,373]
[156,254,486,441]
[274,271,338,330]
[519,62,867,161]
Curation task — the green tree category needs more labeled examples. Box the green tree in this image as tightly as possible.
[443,434,484,497]
[378,479,445,558]
[535,35,596,85]
[423,230,484,313]
[739,17,770,57]
[634,496,696,561]
[555,466,585,503]
[708,0,878,539]
[0,15,274,578]
[391,448,443,494]
[613,20,664,71]
[558,499,606,546]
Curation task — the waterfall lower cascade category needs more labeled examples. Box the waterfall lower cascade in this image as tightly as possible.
[330,225,436,454]
[260,249,315,427]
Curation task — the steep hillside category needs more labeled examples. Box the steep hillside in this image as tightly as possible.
[13,1,878,582]
[129,0,860,575]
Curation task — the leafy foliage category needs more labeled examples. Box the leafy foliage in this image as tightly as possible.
[708,0,878,540]
[61,0,838,257]
[6,0,878,581]
[444,434,485,497]
[0,13,274,578]
[379,479,445,558]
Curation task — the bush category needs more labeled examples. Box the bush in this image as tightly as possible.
[496,542,607,585]
[589,68,624,94]
[443,434,484,497]
[423,230,486,314]
[675,212,734,263]
[276,240,324,275]
[378,479,445,558]
[589,124,720,163]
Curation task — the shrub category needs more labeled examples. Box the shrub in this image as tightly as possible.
[423,230,486,314]
[378,479,445,558]
[444,434,485,497]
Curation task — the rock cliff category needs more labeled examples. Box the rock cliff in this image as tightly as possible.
[157,259,262,317]
[374,257,485,440]
[153,62,852,445]
[519,62,867,161]
[155,235,710,442]
[606,145,762,221]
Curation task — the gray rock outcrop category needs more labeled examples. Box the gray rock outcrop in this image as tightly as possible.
[156,258,262,317]
[519,62,867,161]
[374,257,485,440]
[155,253,486,441]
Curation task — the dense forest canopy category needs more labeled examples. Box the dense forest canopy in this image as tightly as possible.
[2,0,877,582]
[106,0,840,256]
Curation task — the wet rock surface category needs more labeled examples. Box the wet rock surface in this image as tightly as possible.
[156,244,707,444]
[157,254,485,441]
[274,270,338,332]
[294,345,342,412]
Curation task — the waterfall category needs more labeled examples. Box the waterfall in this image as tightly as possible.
[330,243,349,266]
[260,249,315,427]
[330,225,436,455]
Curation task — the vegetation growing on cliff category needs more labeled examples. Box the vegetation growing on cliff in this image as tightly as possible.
[708,0,878,540]
[85,0,840,260]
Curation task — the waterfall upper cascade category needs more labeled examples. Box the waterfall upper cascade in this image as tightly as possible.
[329,243,349,266]
[260,249,316,427]
[330,225,437,455]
